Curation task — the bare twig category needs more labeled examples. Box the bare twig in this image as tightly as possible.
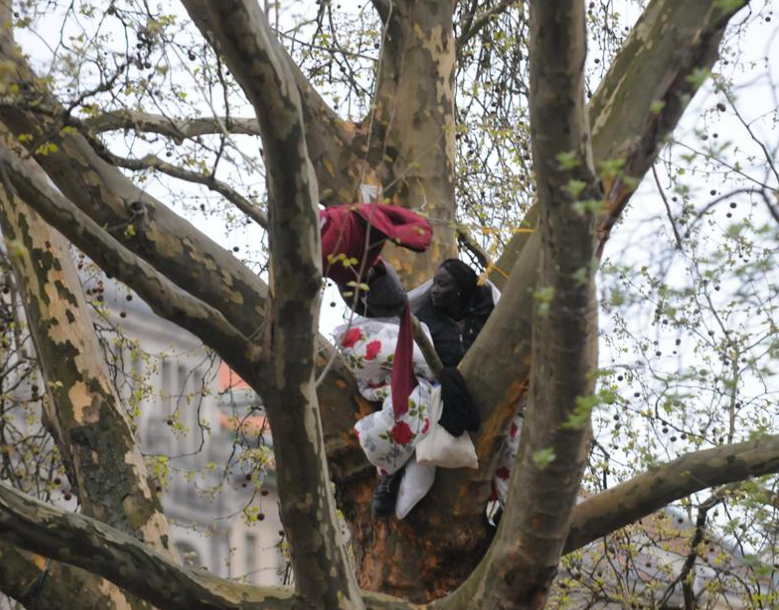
[652,164,684,250]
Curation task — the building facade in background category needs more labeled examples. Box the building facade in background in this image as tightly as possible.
[97,277,285,586]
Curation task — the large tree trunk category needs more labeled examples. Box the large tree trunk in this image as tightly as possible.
[370,0,459,284]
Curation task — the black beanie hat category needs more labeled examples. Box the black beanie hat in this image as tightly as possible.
[439,258,478,300]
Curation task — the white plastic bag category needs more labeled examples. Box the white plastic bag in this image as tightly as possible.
[415,385,478,469]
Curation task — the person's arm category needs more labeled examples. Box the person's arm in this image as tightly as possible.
[340,258,408,318]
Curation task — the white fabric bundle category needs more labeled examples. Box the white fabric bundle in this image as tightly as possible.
[415,385,478,469]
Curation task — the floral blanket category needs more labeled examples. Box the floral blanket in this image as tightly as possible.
[335,318,436,475]
[335,316,523,502]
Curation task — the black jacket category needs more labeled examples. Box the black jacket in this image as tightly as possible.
[414,285,495,366]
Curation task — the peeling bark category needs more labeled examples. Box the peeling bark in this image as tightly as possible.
[0,142,262,387]
[370,0,459,284]
[0,32,368,486]
[0,542,152,610]
[311,0,754,599]
[441,2,598,609]
[0,0,762,606]
[0,37,268,341]
[0,181,176,557]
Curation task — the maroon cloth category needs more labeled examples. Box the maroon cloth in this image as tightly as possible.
[390,304,416,418]
[320,203,432,418]
[320,203,432,285]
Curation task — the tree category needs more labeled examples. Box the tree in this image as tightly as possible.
[0,0,777,609]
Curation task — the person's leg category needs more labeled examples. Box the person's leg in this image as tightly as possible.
[371,468,403,517]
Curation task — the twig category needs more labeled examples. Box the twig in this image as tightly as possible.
[652,164,684,250]
[411,314,443,380]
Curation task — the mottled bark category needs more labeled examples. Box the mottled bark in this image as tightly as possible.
[0,481,419,610]
[0,180,176,556]
[0,542,152,610]
[443,0,747,517]
[0,39,268,341]
[493,0,747,274]
[0,478,293,610]
[370,0,459,284]
[0,32,368,485]
[181,2,364,609]
[0,142,262,387]
[322,0,754,599]
[0,0,760,606]
[442,3,598,609]
[0,8,167,608]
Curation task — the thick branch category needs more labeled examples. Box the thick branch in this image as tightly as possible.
[0,542,153,610]
[564,434,779,554]
[433,0,752,525]
[0,142,262,385]
[0,478,292,610]
[0,41,269,339]
[447,1,597,608]
[181,2,364,608]
[0,482,418,610]
[0,31,367,459]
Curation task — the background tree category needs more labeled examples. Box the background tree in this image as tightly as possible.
[0,0,777,609]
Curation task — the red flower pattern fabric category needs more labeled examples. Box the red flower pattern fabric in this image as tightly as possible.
[391,421,414,444]
[364,339,382,361]
[341,327,363,349]
[494,411,524,502]
[336,318,435,475]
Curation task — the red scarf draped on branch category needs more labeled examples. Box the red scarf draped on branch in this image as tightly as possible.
[320,203,433,417]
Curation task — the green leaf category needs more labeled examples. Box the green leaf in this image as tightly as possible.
[555,151,580,170]
[565,179,587,197]
[685,68,711,89]
[532,448,556,469]
[649,99,666,115]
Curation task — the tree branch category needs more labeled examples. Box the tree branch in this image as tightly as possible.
[99,148,268,228]
[0,41,269,340]
[455,223,492,272]
[370,0,392,24]
[657,487,730,608]
[431,0,753,525]
[590,0,750,256]
[0,142,263,385]
[0,37,371,526]
[0,174,177,558]
[564,434,779,554]
[456,0,524,49]
[0,481,419,610]
[0,542,153,610]
[84,110,262,140]
[447,1,598,608]
[180,2,364,608]
[0,478,293,610]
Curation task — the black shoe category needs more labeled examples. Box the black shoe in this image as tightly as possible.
[371,470,402,518]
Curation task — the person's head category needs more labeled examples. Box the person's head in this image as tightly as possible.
[430,259,478,319]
